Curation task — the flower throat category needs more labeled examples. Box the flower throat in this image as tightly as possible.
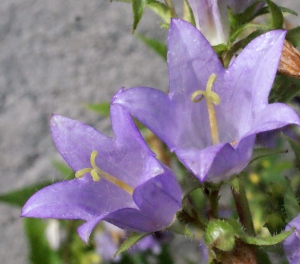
[191,73,220,145]
[75,150,134,195]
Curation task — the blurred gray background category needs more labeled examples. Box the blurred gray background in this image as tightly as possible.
[0,0,299,263]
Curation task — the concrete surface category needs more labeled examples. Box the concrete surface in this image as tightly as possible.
[0,0,299,263]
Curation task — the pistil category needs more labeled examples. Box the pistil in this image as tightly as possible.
[191,74,220,145]
[75,151,134,195]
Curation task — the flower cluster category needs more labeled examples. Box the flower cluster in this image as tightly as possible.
[21,1,300,262]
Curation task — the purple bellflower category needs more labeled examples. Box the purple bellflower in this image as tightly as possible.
[112,19,300,183]
[188,0,229,45]
[283,213,300,263]
[21,103,182,243]
[187,0,265,45]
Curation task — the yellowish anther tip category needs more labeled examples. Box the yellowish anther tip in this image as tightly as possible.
[91,170,100,181]
[75,168,92,178]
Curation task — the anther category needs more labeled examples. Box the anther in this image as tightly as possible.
[75,150,134,195]
[191,73,220,145]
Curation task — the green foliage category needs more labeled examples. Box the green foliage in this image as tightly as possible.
[24,218,60,264]
[229,1,263,28]
[269,74,300,103]
[132,0,146,33]
[115,232,149,256]
[286,27,300,47]
[136,34,167,60]
[0,180,54,208]
[265,0,283,29]
[84,102,110,117]
[182,0,195,27]
[112,0,171,30]
[147,0,172,24]
[238,226,295,246]
[229,23,267,45]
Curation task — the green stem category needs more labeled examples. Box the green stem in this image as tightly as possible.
[204,185,220,219]
[231,177,255,236]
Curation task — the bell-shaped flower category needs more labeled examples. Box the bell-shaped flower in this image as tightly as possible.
[188,0,229,45]
[283,213,300,263]
[112,19,300,183]
[21,103,182,243]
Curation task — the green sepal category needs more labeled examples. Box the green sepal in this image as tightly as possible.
[229,1,262,28]
[265,0,283,29]
[147,0,172,23]
[84,102,110,117]
[182,0,196,27]
[115,232,149,257]
[0,180,54,207]
[287,27,300,47]
[24,218,61,264]
[132,0,146,33]
[229,23,268,45]
[136,34,167,60]
[250,148,287,164]
[269,74,300,103]
[213,43,228,54]
[283,176,300,222]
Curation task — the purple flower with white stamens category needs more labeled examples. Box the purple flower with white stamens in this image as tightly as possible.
[21,104,182,243]
[113,19,300,183]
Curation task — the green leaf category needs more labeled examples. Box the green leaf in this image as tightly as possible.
[84,102,110,117]
[24,218,60,264]
[265,0,283,29]
[115,232,149,257]
[136,34,167,60]
[147,0,172,23]
[0,180,54,207]
[269,74,300,103]
[238,227,295,246]
[283,177,300,221]
[286,27,300,47]
[280,6,298,16]
[182,0,195,27]
[250,148,287,164]
[254,5,297,19]
[132,0,146,32]
[111,0,171,24]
